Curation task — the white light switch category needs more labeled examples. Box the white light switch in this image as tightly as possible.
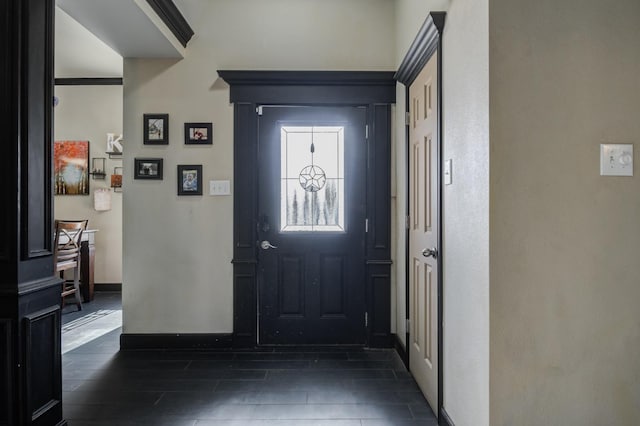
[209,180,231,196]
[600,144,633,176]
[444,159,452,185]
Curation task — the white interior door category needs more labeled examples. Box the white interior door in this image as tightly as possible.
[408,51,439,411]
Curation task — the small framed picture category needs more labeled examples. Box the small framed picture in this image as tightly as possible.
[134,158,163,180]
[177,164,202,195]
[184,122,213,145]
[143,114,169,144]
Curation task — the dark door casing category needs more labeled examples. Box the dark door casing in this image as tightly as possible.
[1,0,66,425]
[218,71,395,348]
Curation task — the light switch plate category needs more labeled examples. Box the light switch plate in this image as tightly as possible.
[444,159,452,185]
[600,144,633,176]
[209,180,231,196]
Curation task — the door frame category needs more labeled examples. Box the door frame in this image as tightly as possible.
[395,12,448,425]
[217,71,396,348]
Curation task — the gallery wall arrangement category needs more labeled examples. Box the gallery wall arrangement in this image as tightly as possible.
[137,114,214,196]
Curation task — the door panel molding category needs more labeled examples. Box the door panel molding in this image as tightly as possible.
[395,11,446,425]
[258,106,366,345]
[278,255,305,317]
[1,0,66,424]
[23,305,61,423]
[218,71,395,347]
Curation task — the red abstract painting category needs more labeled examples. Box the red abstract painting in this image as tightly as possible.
[54,141,89,195]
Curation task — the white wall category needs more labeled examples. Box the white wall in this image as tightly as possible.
[122,0,396,334]
[54,85,123,284]
[395,1,490,425]
[489,0,640,424]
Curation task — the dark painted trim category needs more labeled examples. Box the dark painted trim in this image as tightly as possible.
[365,260,393,265]
[404,85,411,374]
[436,24,446,426]
[23,305,62,423]
[397,11,447,425]
[17,276,62,296]
[1,319,12,425]
[395,12,446,86]
[218,70,396,87]
[120,333,233,350]
[54,78,123,86]
[218,71,396,105]
[441,407,455,426]
[219,71,395,348]
[145,0,194,48]
[231,258,258,264]
[2,0,64,423]
[393,334,408,369]
[93,283,122,292]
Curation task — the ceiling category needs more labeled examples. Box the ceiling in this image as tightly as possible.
[56,0,187,59]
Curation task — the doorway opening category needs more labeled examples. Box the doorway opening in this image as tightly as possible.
[218,71,396,348]
[395,11,446,423]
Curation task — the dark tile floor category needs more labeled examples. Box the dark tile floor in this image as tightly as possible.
[62,293,436,426]
[62,290,122,324]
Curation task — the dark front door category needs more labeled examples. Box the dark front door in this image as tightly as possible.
[257,106,367,344]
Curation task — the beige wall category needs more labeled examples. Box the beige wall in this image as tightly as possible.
[122,0,396,334]
[394,1,490,425]
[441,1,491,425]
[54,85,123,284]
[490,0,640,424]
[55,7,123,78]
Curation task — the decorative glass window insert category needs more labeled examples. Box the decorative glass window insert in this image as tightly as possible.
[281,126,344,232]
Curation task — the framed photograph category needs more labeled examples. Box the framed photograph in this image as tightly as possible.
[143,114,169,144]
[177,164,203,195]
[134,158,163,180]
[184,122,213,145]
[54,140,90,195]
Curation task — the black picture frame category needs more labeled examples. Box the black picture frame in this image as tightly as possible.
[134,158,163,180]
[177,164,203,195]
[143,113,169,144]
[184,122,213,145]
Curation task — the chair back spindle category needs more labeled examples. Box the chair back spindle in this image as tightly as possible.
[54,220,88,311]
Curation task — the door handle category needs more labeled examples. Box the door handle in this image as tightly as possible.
[260,240,278,250]
[422,247,438,259]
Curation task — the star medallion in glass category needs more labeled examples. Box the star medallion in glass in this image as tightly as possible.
[280,126,344,232]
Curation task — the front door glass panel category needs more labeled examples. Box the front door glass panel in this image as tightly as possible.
[280,126,344,232]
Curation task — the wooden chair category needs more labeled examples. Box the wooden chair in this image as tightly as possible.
[54,220,88,311]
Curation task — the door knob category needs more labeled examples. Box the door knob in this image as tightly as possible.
[260,240,278,250]
[422,247,438,259]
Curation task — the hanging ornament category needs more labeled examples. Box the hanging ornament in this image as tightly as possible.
[299,133,326,192]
